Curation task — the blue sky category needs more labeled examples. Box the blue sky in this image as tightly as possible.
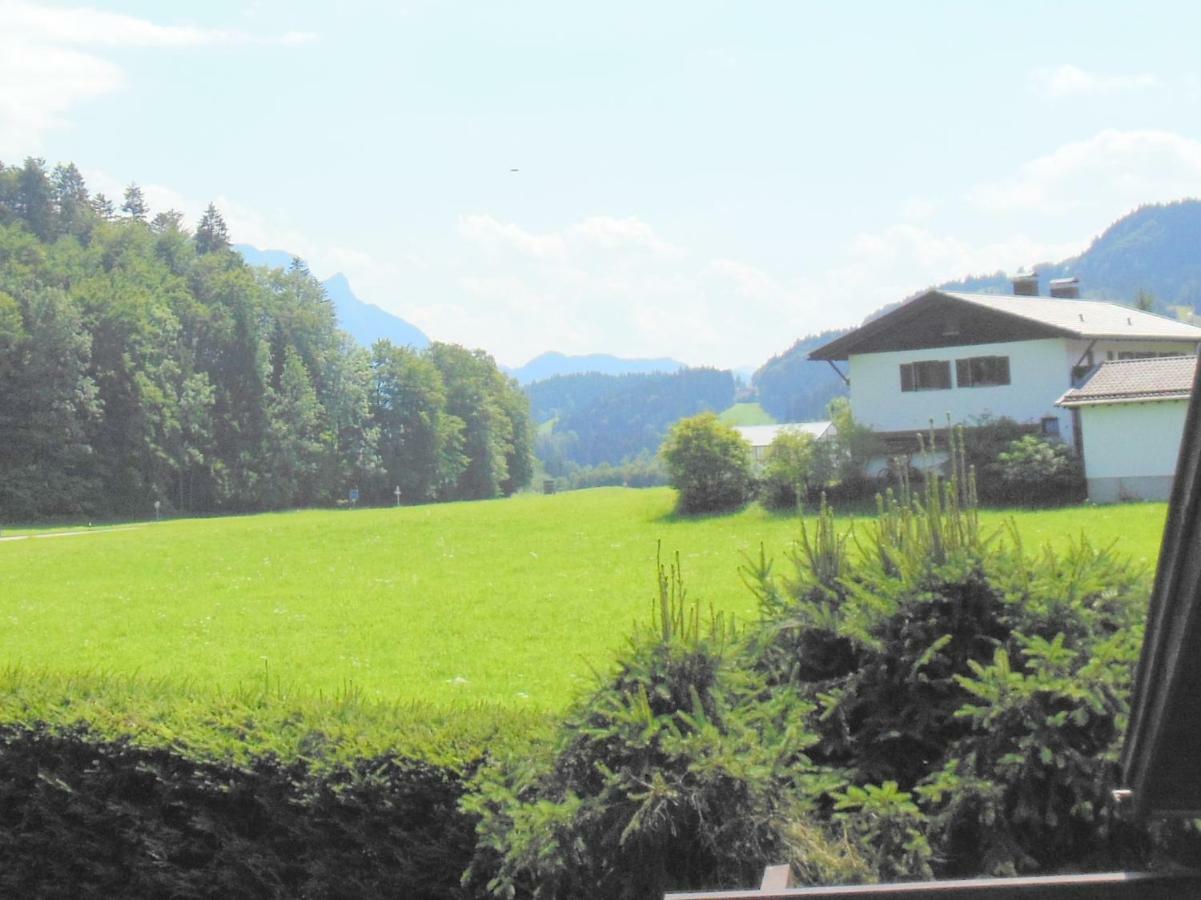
[5,1,1201,369]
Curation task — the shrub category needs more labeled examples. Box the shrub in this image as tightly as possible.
[660,413,754,514]
[760,429,817,509]
[995,435,1084,505]
[464,553,867,898]
[0,723,476,899]
[742,462,1156,878]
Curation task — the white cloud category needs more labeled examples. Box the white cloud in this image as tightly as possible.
[0,1,314,156]
[1,1,316,47]
[1029,64,1160,99]
[0,37,120,157]
[568,216,682,257]
[967,129,1201,216]
[458,214,567,261]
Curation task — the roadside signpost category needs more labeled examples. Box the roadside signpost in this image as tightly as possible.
[394,486,401,507]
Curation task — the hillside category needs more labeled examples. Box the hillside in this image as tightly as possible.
[235,244,429,349]
[508,351,684,385]
[528,368,736,469]
[751,328,851,422]
[941,199,1201,309]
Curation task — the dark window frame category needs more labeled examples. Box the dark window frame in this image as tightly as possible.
[955,355,1011,388]
[900,359,951,392]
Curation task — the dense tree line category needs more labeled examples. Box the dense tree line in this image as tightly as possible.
[0,158,532,519]
[528,367,736,472]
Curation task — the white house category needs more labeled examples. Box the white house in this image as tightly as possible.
[1057,355,1197,503]
[808,282,1201,471]
[734,421,835,465]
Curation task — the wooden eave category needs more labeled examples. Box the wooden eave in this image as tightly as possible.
[807,292,1075,362]
[1120,353,1201,818]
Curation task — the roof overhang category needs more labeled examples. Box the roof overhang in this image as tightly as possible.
[1057,392,1192,408]
[808,291,1075,362]
[1120,355,1201,817]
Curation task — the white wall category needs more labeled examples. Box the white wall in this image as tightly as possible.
[848,338,1075,439]
[1078,400,1188,482]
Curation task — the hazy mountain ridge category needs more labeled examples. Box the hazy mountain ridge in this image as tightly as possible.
[940,199,1201,307]
[509,351,685,385]
[234,244,429,349]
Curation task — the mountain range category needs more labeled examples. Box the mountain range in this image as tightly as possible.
[506,351,684,385]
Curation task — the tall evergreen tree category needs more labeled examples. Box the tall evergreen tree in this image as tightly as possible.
[121,183,149,222]
[194,203,230,255]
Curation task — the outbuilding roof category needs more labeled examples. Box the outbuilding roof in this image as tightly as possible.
[1057,355,1198,408]
[734,421,834,448]
[809,290,1201,361]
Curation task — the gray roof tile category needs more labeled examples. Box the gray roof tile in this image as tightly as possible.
[943,292,1201,340]
[1057,355,1198,407]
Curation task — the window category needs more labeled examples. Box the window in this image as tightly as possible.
[955,355,1011,388]
[900,360,951,392]
[1040,416,1060,438]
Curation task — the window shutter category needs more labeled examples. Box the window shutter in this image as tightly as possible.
[900,364,913,392]
[955,358,971,388]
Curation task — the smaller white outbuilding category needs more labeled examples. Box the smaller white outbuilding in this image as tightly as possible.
[1057,355,1197,503]
[733,421,836,465]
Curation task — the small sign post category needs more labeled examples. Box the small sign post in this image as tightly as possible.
[394,486,401,507]
[154,499,161,522]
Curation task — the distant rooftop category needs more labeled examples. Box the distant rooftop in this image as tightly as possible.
[1058,355,1198,408]
[734,421,834,448]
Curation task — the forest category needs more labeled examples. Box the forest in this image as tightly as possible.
[0,158,532,519]
[527,367,736,473]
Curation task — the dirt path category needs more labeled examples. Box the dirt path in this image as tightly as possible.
[0,524,147,543]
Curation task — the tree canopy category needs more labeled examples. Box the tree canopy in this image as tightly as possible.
[0,157,532,518]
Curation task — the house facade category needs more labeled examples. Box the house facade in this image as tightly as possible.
[809,286,1201,471]
[1057,355,1196,503]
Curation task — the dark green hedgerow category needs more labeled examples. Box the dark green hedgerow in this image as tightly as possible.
[0,721,476,899]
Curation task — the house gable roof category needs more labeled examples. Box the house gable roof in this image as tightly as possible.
[809,290,1201,361]
[1057,355,1197,408]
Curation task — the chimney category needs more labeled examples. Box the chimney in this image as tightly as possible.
[1011,272,1039,296]
[1049,276,1080,299]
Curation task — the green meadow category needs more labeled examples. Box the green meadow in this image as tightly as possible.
[0,488,1168,721]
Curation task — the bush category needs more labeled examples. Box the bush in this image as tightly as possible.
[995,435,1084,505]
[0,723,477,899]
[742,463,1156,878]
[660,413,754,514]
[464,554,867,898]
[760,429,817,510]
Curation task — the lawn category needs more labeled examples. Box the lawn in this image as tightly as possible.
[0,488,1168,715]
[718,402,777,425]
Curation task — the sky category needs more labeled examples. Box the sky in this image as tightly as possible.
[4,1,1201,370]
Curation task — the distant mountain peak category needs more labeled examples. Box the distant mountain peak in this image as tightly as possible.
[235,245,428,350]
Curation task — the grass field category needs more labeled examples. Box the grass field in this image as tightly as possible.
[718,402,777,425]
[0,488,1168,717]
